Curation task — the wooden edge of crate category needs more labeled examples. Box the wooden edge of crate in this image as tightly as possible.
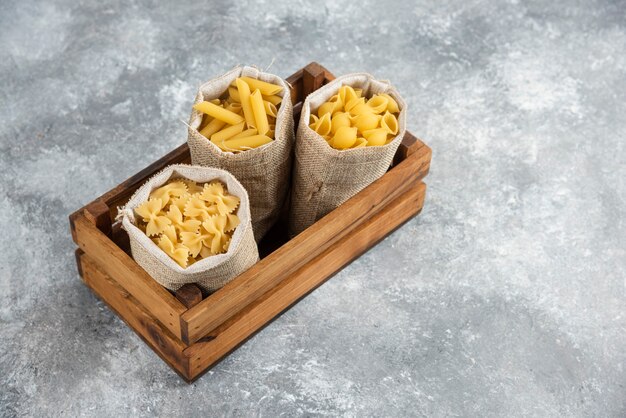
[76,249,192,382]
[78,181,426,382]
[73,215,187,337]
[180,138,431,344]
[285,62,334,105]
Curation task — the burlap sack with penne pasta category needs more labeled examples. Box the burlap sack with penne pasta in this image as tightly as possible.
[119,164,259,294]
[288,73,407,237]
[187,66,294,242]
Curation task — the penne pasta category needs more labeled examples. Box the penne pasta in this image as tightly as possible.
[235,78,257,129]
[224,101,242,114]
[198,114,212,131]
[229,128,258,140]
[222,134,273,152]
[240,76,283,95]
[193,101,244,125]
[200,118,227,138]
[228,87,241,102]
[263,101,278,118]
[262,94,283,106]
[193,76,285,152]
[210,122,245,144]
[250,89,270,135]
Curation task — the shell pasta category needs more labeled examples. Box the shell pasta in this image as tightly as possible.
[309,85,401,150]
[194,77,284,153]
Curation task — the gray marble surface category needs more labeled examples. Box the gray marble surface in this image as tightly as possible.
[1,0,625,416]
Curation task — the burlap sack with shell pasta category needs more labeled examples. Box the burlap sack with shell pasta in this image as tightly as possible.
[187,66,294,242]
[288,73,407,237]
[119,164,259,294]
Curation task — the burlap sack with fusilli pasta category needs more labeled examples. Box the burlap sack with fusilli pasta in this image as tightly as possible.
[187,66,294,242]
[119,164,259,294]
[288,73,407,237]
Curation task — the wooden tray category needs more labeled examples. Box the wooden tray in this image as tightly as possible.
[69,63,432,382]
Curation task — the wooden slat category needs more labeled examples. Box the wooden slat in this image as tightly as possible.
[185,182,427,379]
[83,199,112,237]
[322,66,336,83]
[180,135,431,344]
[73,215,186,337]
[285,68,303,105]
[302,62,327,97]
[175,284,203,309]
[78,251,191,380]
[393,133,420,167]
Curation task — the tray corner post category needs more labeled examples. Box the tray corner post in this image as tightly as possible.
[84,198,113,237]
[302,63,327,97]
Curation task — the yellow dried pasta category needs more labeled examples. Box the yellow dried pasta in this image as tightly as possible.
[194,76,284,153]
[309,85,400,150]
[135,198,171,236]
[134,178,241,267]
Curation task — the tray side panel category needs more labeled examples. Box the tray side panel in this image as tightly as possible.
[78,251,191,380]
[73,215,186,338]
[185,181,427,380]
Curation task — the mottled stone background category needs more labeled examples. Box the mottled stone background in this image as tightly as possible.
[1,0,624,416]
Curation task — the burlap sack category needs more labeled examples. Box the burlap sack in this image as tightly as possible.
[119,164,259,294]
[289,73,407,237]
[187,66,295,242]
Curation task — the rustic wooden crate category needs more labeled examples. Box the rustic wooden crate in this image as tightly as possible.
[69,63,432,382]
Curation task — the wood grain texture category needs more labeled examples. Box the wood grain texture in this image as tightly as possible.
[302,62,327,97]
[78,251,191,381]
[184,181,427,380]
[83,199,113,237]
[73,215,186,338]
[180,135,431,344]
[175,284,203,309]
[291,62,333,123]
[285,69,303,105]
